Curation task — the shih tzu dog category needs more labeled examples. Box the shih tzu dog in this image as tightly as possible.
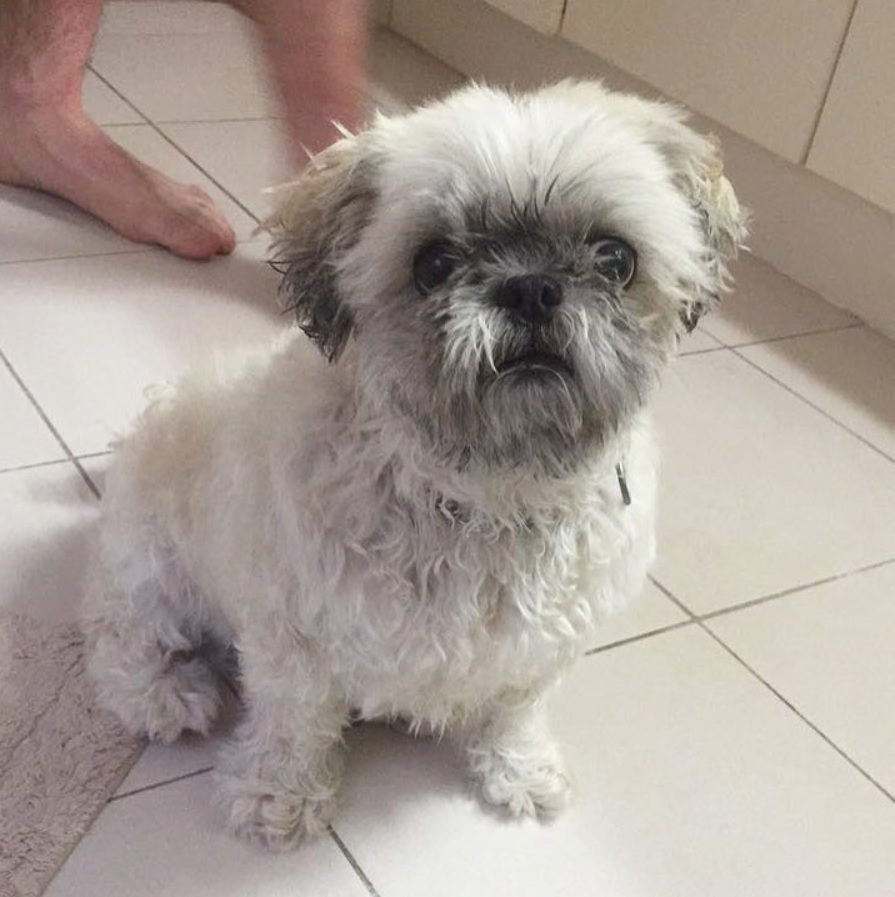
[83,81,746,849]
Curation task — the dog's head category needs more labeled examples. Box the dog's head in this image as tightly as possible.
[266,82,747,475]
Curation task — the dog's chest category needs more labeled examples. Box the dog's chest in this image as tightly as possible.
[314,495,628,719]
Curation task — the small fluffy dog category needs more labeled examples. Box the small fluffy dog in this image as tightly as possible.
[84,81,746,849]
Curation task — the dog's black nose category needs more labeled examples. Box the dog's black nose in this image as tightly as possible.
[494,274,563,325]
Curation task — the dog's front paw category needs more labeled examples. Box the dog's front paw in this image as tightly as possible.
[216,774,336,851]
[476,754,573,818]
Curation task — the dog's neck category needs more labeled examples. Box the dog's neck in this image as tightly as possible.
[355,400,634,526]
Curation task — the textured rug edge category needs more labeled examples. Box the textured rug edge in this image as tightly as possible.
[0,611,143,897]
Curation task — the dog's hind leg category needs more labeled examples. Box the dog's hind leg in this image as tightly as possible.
[83,540,223,744]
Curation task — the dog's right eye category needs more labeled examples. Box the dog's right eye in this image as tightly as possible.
[589,236,637,288]
[413,241,457,295]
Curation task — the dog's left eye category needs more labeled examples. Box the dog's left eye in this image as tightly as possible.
[591,237,637,288]
[413,241,457,295]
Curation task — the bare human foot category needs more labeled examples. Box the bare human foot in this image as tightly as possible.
[0,104,236,260]
[0,0,236,260]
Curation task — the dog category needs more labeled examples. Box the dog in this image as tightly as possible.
[83,81,747,850]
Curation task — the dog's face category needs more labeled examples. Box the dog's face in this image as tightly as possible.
[268,82,747,475]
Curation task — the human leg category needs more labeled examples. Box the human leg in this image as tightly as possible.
[233,0,367,161]
[0,0,236,259]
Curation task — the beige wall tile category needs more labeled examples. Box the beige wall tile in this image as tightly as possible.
[808,0,895,212]
[561,0,854,162]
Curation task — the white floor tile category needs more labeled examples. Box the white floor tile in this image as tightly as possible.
[0,184,146,264]
[83,71,144,125]
[91,28,276,123]
[703,254,857,347]
[707,561,895,797]
[0,463,98,626]
[588,580,689,650]
[105,124,260,241]
[0,364,63,470]
[44,774,371,897]
[739,326,895,460]
[161,119,292,219]
[0,245,283,456]
[653,350,895,613]
[335,628,895,897]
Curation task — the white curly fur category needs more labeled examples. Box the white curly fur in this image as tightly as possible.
[83,81,745,850]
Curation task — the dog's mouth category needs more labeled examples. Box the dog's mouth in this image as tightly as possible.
[496,351,573,378]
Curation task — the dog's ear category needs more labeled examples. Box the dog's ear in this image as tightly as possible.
[264,136,377,361]
[672,134,749,332]
[628,101,749,332]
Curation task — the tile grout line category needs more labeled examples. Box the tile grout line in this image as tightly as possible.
[117,115,284,127]
[582,562,895,660]
[0,452,111,478]
[650,558,895,627]
[731,345,895,466]
[583,576,700,658]
[71,455,103,499]
[0,247,153,268]
[328,826,382,897]
[0,348,101,499]
[85,62,152,126]
[800,0,861,165]
[110,765,215,802]
[698,557,895,623]
[676,344,727,358]
[0,455,70,476]
[87,65,263,227]
[585,618,696,656]
[0,240,261,269]
[709,319,863,351]
[677,319,863,359]
[647,574,895,806]
[648,575,697,619]
[699,622,895,806]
